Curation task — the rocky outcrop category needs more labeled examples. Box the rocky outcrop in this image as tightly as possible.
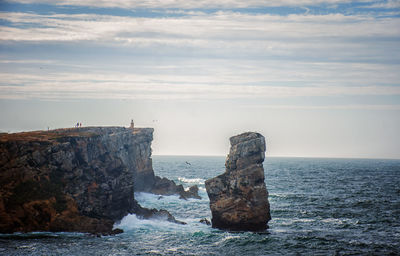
[132,201,186,225]
[205,132,271,231]
[130,129,155,192]
[150,176,201,200]
[0,127,183,235]
[129,130,201,200]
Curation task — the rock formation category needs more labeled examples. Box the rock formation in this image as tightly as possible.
[128,130,201,200]
[205,132,271,231]
[150,176,201,200]
[0,127,184,235]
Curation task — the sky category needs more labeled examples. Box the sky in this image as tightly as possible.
[0,0,399,159]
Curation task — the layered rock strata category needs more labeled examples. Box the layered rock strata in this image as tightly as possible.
[0,127,184,235]
[205,132,271,231]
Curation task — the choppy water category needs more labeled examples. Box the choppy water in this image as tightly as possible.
[1,156,400,255]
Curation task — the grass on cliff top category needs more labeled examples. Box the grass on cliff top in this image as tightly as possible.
[0,128,97,143]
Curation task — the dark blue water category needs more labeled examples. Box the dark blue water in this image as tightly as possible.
[1,156,400,255]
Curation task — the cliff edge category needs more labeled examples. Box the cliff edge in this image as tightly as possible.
[0,127,182,235]
[205,132,271,231]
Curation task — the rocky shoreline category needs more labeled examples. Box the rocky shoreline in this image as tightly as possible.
[0,127,269,235]
[0,127,196,235]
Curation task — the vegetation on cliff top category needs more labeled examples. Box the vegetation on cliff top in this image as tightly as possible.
[0,128,99,143]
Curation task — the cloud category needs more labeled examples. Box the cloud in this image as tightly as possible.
[363,0,400,9]
[0,71,399,101]
[1,12,399,54]
[0,8,399,103]
[1,10,399,79]
[0,59,56,64]
[3,0,377,9]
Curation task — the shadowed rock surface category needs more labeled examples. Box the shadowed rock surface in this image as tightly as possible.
[0,127,184,235]
[205,132,271,231]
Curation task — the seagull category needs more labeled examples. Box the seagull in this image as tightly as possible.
[185,161,191,166]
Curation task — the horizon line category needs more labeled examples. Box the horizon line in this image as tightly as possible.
[152,154,400,161]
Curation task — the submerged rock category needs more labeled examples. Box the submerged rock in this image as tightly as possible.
[199,218,211,225]
[132,201,186,225]
[205,132,271,231]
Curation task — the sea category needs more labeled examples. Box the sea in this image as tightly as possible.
[1,156,400,256]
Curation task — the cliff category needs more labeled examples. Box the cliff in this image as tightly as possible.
[0,127,182,235]
[205,132,271,231]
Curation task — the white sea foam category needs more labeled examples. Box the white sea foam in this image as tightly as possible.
[273,217,317,226]
[321,218,343,224]
[114,214,181,231]
[178,177,205,184]
[116,193,212,232]
[321,218,358,225]
[147,250,162,255]
[214,235,241,245]
[114,213,211,233]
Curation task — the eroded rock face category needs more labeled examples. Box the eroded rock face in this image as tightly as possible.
[205,132,271,231]
[131,132,201,200]
[0,127,183,235]
[131,129,155,192]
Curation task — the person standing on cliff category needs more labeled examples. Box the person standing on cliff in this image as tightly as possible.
[130,119,134,129]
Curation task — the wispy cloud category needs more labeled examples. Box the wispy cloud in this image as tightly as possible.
[0,59,56,64]
[0,5,399,104]
[1,11,399,42]
[3,0,378,9]
[363,0,400,8]
[1,11,399,68]
[0,71,399,100]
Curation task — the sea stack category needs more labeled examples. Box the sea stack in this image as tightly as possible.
[205,132,271,231]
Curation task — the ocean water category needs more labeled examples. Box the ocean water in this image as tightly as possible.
[1,156,400,255]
